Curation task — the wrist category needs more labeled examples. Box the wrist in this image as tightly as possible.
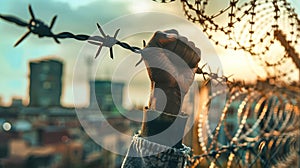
[140,109,188,148]
[149,85,183,115]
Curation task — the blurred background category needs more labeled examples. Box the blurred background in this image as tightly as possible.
[0,0,299,167]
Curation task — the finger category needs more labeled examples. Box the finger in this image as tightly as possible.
[147,31,177,48]
[176,36,201,68]
[141,47,177,78]
[192,67,198,74]
[146,30,201,68]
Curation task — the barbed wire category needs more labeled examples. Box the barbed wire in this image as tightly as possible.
[0,5,142,56]
[0,4,236,88]
[154,0,300,83]
[148,5,300,166]
[189,82,300,167]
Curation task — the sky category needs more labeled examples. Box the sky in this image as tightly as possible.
[0,0,299,107]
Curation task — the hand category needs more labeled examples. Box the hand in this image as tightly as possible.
[141,29,201,114]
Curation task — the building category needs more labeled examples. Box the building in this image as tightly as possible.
[29,58,63,107]
[89,80,124,112]
[11,98,23,107]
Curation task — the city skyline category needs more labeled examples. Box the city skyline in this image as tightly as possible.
[0,0,183,107]
[0,0,299,107]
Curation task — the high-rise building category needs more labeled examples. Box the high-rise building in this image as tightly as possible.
[29,58,63,107]
[11,98,23,107]
[89,80,124,112]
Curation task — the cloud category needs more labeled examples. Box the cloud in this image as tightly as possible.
[0,0,132,105]
[0,0,195,106]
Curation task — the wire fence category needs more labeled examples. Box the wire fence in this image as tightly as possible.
[155,0,300,83]
[154,0,299,167]
[187,82,299,167]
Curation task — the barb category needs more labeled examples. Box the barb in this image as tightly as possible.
[191,81,300,167]
[0,5,141,57]
[0,4,238,87]
[0,5,60,46]
[87,23,120,59]
[154,0,300,83]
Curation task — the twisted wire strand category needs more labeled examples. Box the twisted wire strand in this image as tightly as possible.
[155,0,300,82]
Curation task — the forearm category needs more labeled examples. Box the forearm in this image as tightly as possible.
[122,108,190,168]
[148,85,182,115]
[122,29,200,167]
[140,109,187,148]
[140,84,187,148]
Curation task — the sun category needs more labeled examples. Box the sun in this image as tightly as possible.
[129,1,152,13]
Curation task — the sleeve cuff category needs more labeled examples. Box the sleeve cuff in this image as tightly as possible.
[140,108,188,148]
[122,134,191,168]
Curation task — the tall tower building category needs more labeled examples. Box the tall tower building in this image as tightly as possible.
[29,58,63,107]
[89,80,124,112]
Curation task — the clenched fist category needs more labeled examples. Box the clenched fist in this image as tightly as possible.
[141,29,201,115]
